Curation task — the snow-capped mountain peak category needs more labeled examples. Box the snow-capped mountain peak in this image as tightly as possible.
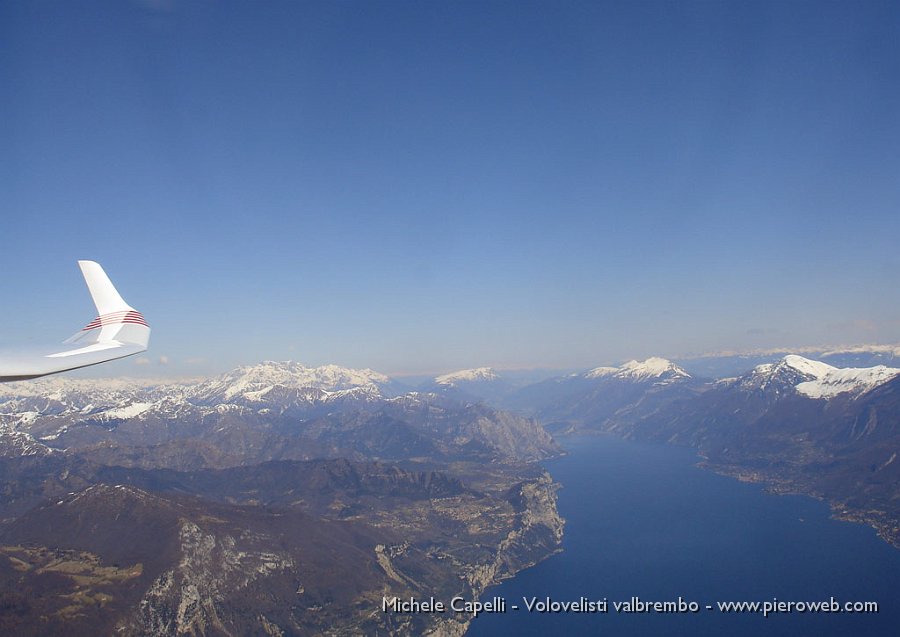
[780,355,836,379]
[585,358,690,382]
[740,355,836,394]
[434,367,499,386]
[618,357,690,380]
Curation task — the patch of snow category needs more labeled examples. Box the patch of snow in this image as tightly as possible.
[242,387,274,402]
[101,402,153,419]
[39,425,69,441]
[17,411,39,425]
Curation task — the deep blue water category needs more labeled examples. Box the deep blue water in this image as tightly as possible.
[467,435,900,636]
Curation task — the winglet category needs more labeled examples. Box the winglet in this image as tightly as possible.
[65,262,150,348]
[78,260,133,315]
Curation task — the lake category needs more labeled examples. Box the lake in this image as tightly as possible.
[467,434,900,636]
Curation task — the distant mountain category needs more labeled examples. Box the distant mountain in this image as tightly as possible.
[435,366,499,386]
[417,367,566,408]
[423,366,513,405]
[505,357,699,431]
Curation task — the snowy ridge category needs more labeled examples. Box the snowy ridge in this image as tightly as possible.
[741,355,899,399]
[192,361,392,402]
[434,367,498,386]
[586,357,690,382]
[796,365,900,399]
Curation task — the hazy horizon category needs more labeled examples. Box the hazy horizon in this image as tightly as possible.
[8,340,896,384]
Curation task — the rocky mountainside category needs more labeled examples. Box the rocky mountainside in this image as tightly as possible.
[0,362,563,636]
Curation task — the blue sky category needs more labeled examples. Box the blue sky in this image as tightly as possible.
[2,1,899,377]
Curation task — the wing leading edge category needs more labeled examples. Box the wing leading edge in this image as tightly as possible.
[0,261,151,382]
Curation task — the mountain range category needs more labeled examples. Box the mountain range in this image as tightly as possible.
[2,351,900,634]
[0,362,563,636]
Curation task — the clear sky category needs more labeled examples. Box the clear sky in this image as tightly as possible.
[2,0,899,377]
